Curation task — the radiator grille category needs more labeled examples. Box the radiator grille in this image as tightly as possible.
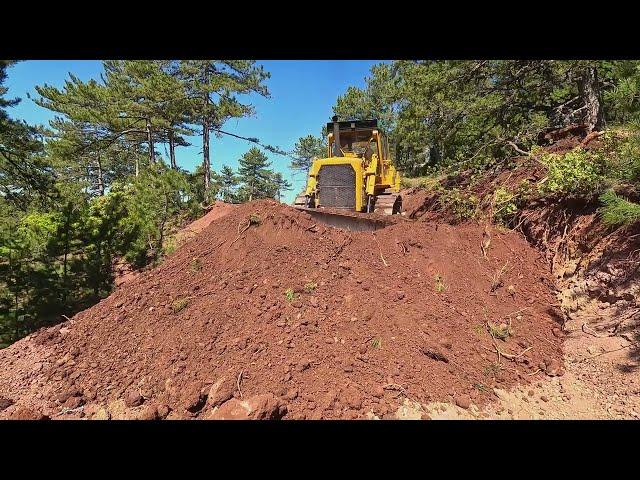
[317,165,356,209]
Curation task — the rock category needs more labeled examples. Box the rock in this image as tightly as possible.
[124,389,144,408]
[137,405,159,420]
[63,396,85,409]
[93,408,111,420]
[56,387,82,404]
[182,383,207,413]
[210,394,287,420]
[0,396,14,412]
[372,385,385,398]
[83,403,99,417]
[9,407,49,420]
[157,404,171,419]
[284,388,298,401]
[345,389,363,410]
[528,390,534,397]
[396,291,405,301]
[552,328,563,337]
[587,345,600,356]
[245,394,288,419]
[540,395,549,403]
[206,377,236,409]
[296,361,311,372]
[545,359,565,377]
[455,395,472,410]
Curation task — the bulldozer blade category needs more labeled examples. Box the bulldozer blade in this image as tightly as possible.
[294,207,391,232]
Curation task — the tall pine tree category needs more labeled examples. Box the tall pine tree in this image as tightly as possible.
[178,61,270,196]
[237,147,273,201]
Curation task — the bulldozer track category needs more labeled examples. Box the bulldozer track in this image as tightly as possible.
[373,191,402,216]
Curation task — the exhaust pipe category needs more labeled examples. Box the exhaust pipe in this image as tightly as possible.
[332,115,342,157]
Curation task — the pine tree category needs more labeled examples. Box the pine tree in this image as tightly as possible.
[237,147,273,201]
[290,135,325,176]
[269,172,292,202]
[218,165,239,203]
[0,61,51,209]
[177,61,270,196]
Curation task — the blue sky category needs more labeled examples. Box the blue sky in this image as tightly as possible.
[4,60,382,203]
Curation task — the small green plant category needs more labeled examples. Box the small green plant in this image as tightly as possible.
[483,362,501,378]
[303,282,317,293]
[438,188,479,222]
[249,213,262,225]
[190,257,202,272]
[529,144,546,157]
[599,190,640,227]
[487,321,512,340]
[538,149,606,195]
[172,298,189,313]
[284,288,296,302]
[474,383,491,393]
[516,179,534,201]
[492,187,518,225]
[371,337,382,349]
[163,237,178,256]
[473,323,485,335]
[600,129,640,182]
[434,273,447,293]
[401,175,442,190]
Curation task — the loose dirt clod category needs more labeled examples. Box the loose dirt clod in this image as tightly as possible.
[0,200,563,420]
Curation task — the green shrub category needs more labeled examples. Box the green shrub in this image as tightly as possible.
[599,190,640,227]
[538,149,606,195]
[515,179,534,202]
[438,188,479,221]
[492,187,518,225]
[401,176,442,190]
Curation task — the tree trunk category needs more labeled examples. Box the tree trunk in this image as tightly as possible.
[146,118,155,165]
[580,65,603,133]
[62,203,71,305]
[96,154,104,196]
[168,130,177,169]
[135,158,139,177]
[203,118,211,192]
[94,127,105,195]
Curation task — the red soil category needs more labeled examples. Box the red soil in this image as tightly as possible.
[0,200,563,420]
[113,201,238,288]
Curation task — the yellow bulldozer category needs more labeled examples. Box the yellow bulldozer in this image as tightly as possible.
[293,118,402,222]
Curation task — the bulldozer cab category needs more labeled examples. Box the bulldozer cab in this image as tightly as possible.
[327,119,388,164]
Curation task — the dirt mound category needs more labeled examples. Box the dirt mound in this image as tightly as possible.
[0,200,562,419]
[113,201,238,288]
[176,201,238,242]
